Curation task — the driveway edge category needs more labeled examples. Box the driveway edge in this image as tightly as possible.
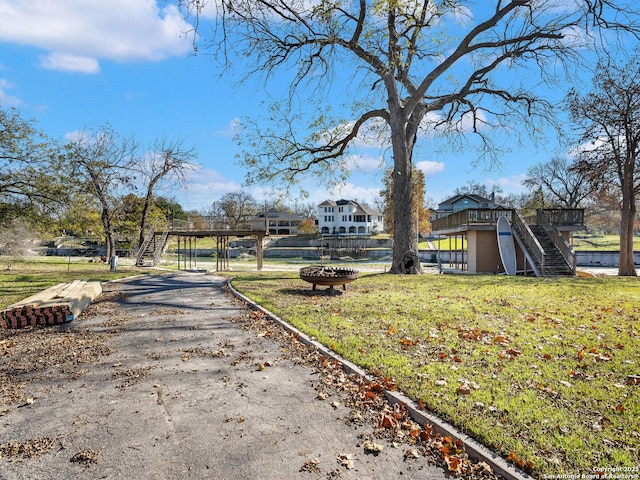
[226,279,532,480]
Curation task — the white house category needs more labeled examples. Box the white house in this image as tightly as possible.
[318,199,384,235]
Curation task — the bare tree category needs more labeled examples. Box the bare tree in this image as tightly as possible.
[133,138,198,247]
[210,191,258,230]
[65,126,137,260]
[182,0,639,273]
[523,157,595,209]
[568,54,640,276]
[453,181,503,200]
[0,218,38,256]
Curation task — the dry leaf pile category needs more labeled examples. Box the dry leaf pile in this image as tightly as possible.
[0,327,112,406]
[0,436,57,459]
[69,448,100,466]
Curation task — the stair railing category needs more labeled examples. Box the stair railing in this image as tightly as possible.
[153,228,170,266]
[512,211,546,276]
[135,227,155,266]
[537,210,577,275]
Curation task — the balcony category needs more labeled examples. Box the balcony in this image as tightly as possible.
[431,208,514,234]
[432,208,585,235]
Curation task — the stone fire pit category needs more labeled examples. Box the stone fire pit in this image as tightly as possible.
[299,266,359,295]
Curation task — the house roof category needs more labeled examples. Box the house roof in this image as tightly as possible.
[438,193,493,208]
[251,209,304,221]
[319,199,382,216]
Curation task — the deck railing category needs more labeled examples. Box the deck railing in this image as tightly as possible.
[432,208,584,233]
[168,216,261,232]
[538,208,585,227]
[431,208,514,231]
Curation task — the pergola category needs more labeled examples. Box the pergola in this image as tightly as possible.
[166,228,268,272]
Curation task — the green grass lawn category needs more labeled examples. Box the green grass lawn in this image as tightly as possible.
[230,272,640,476]
[572,235,640,251]
[428,237,468,250]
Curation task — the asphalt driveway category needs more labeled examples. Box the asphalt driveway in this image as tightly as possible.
[0,272,466,480]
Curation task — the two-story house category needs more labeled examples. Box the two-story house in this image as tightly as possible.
[248,208,305,235]
[430,193,498,221]
[318,199,384,235]
[431,193,585,277]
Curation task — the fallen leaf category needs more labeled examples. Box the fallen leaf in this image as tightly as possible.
[363,442,384,453]
[379,414,398,429]
[338,453,354,469]
[475,461,493,474]
[299,458,321,473]
[404,448,419,459]
[445,455,462,473]
[456,384,471,395]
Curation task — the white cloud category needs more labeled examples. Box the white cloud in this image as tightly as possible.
[213,118,241,137]
[0,1,194,73]
[415,160,445,177]
[179,167,241,206]
[306,182,381,207]
[322,118,390,150]
[484,174,526,193]
[39,53,100,74]
[0,78,21,106]
[176,170,300,209]
[340,154,384,173]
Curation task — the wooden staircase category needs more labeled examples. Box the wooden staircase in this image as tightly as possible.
[527,225,575,276]
[135,227,169,267]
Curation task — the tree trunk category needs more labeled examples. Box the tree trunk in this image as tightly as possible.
[139,192,152,248]
[388,117,421,274]
[102,209,115,261]
[618,176,637,276]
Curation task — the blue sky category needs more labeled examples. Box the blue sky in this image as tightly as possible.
[0,1,577,211]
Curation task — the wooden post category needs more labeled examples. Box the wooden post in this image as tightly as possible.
[257,235,263,271]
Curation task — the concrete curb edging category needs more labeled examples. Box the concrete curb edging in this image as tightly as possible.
[226,280,531,480]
